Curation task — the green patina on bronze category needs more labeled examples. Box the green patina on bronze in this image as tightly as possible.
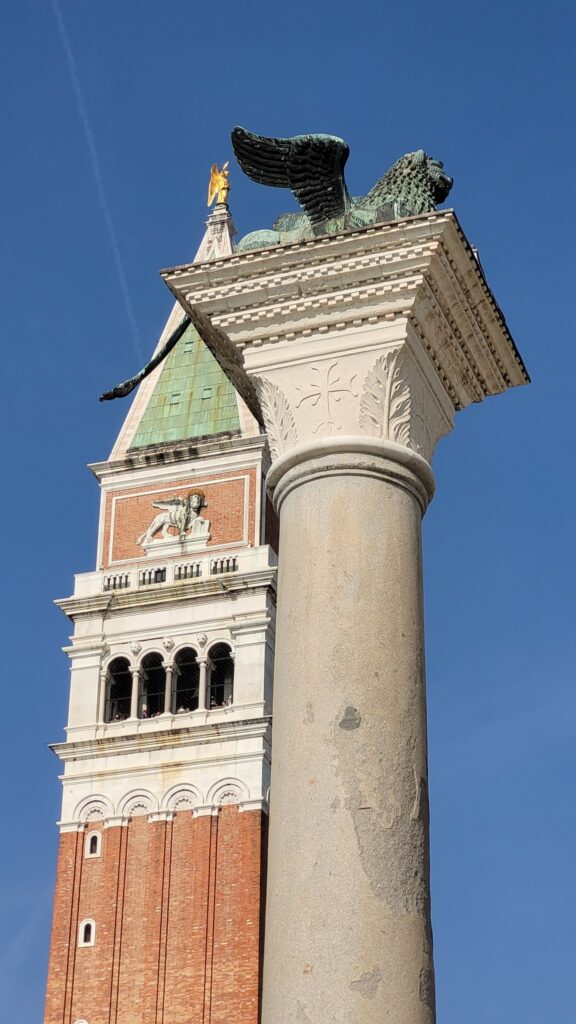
[231,126,454,250]
[130,323,240,449]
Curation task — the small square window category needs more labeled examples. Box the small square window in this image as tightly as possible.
[202,386,213,400]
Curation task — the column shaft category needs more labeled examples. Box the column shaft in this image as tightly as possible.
[130,669,139,720]
[262,446,435,1024]
[163,666,173,715]
[198,659,207,711]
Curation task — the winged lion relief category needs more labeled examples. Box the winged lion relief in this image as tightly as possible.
[137,490,211,552]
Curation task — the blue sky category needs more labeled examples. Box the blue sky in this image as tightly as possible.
[0,1,574,1019]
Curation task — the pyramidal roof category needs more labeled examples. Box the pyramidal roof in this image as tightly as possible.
[109,204,258,460]
[130,321,240,448]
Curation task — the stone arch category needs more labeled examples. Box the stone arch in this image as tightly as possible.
[117,789,158,818]
[207,642,235,708]
[103,656,133,722]
[161,783,203,813]
[205,634,232,652]
[73,794,114,823]
[206,777,249,807]
[172,646,200,713]
[102,649,135,672]
[137,651,166,718]
[134,646,163,666]
[171,640,199,661]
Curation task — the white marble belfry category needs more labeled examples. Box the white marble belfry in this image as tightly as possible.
[163,211,529,1024]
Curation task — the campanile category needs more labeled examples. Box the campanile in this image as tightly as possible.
[44,204,276,1024]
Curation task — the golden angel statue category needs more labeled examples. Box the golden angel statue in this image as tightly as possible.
[207,161,230,206]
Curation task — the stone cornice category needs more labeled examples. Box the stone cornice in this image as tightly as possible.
[51,715,272,763]
[55,593,114,618]
[90,431,269,482]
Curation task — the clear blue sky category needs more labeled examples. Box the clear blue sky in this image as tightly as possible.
[1,1,574,1020]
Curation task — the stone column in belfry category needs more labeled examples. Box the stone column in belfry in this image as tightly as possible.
[163,211,529,1024]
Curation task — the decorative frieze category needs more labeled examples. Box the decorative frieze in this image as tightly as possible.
[60,775,267,830]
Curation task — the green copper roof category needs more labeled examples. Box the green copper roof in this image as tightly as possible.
[130,323,240,448]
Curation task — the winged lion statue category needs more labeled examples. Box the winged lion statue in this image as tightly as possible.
[231,126,453,250]
[100,127,452,403]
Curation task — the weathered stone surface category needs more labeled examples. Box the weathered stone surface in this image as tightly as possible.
[262,445,434,1023]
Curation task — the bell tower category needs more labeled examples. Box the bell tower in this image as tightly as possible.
[44,202,276,1024]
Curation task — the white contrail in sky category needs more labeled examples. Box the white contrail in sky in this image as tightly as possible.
[50,0,143,360]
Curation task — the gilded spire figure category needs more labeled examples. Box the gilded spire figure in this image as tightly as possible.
[207,161,230,206]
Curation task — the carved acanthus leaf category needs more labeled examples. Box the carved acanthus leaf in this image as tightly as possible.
[254,377,298,460]
[410,404,452,463]
[359,349,413,449]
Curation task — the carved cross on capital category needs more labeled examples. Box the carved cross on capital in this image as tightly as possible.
[253,331,453,464]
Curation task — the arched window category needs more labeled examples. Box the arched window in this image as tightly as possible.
[78,919,95,947]
[105,658,132,722]
[208,644,234,708]
[172,648,199,714]
[138,653,166,718]
[85,831,102,858]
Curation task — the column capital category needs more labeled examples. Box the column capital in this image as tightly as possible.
[162,211,528,473]
[252,333,454,468]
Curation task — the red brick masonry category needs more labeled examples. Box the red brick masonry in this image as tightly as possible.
[101,469,258,568]
[44,808,267,1024]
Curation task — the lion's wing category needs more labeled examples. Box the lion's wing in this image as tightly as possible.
[151,499,182,511]
[232,126,350,224]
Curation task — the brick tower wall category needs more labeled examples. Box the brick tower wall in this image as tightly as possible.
[44,809,267,1024]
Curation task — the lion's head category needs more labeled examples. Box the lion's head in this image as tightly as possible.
[187,489,207,511]
[363,150,453,217]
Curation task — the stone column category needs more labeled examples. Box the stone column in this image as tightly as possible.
[163,211,529,1024]
[163,665,173,715]
[197,657,208,711]
[130,667,140,720]
[97,670,107,724]
[262,440,435,1024]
